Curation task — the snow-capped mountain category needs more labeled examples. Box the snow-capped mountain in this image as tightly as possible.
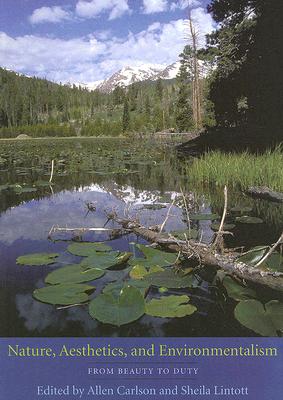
[92,62,180,93]
[75,59,210,93]
[72,80,103,91]
[156,61,181,80]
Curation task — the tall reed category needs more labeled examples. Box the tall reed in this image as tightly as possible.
[187,146,283,191]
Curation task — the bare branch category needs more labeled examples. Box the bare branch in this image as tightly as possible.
[49,160,55,184]
[48,225,119,239]
[159,199,176,233]
[214,185,228,248]
[255,232,283,268]
[57,304,86,310]
[180,187,191,237]
[51,226,114,233]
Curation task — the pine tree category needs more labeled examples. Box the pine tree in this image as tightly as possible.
[207,0,283,135]
[122,97,130,132]
[144,95,151,121]
[175,46,194,131]
[155,79,163,99]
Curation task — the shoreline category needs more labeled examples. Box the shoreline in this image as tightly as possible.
[0,133,194,143]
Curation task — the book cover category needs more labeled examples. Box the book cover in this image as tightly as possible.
[0,1,282,399]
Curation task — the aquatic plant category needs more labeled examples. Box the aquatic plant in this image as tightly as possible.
[187,147,283,191]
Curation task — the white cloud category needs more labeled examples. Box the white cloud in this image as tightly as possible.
[142,0,168,14]
[189,7,215,46]
[0,32,107,83]
[0,9,214,84]
[76,0,130,20]
[170,0,200,11]
[106,19,187,70]
[29,6,72,24]
[94,30,113,41]
[109,1,130,19]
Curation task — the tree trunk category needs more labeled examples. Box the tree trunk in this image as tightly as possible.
[188,13,203,130]
[109,214,283,294]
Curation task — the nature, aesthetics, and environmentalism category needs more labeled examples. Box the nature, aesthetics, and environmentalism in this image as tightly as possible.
[0,0,283,338]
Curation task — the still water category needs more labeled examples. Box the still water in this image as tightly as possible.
[0,138,282,337]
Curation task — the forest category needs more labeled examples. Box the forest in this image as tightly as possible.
[0,62,216,139]
[0,67,181,138]
[1,0,282,144]
[1,0,283,341]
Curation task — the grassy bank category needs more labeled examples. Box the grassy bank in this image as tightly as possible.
[188,147,283,191]
[0,135,127,142]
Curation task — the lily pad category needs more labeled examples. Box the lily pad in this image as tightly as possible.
[16,186,37,193]
[134,244,178,267]
[170,229,199,240]
[35,180,54,187]
[103,280,149,297]
[211,222,236,231]
[109,252,132,268]
[237,246,269,266]
[234,300,283,336]
[231,206,253,214]
[130,265,148,279]
[190,213,219,221]
[130,265,164,280]
[222,276,256,301]
[16,253,59,266]
[89,286,145,326]
[8,184,23,193]
[67,242,112,256]
[33,283,94,305]
[81,251,131,270]
[236,216,264,224]
[45,264,105,285]
[145,269,194,288]
[265,252,283,272]
[143,204,167,210]
[129,258,156,268]
[146,295,197,318]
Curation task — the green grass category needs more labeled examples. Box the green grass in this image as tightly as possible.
[188,147,283,191]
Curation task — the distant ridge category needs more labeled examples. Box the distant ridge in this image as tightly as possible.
[79,62,181,93]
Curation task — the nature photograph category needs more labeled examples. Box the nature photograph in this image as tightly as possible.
[0,0,282,338]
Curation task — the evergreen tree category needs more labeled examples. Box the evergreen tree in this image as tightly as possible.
[112,87,125,105]
[122,97,130,132]
[0,67,181,138]
[207,0,283,136]
[155,79,163,99]
[144,95,151,122]
[128,84,138,111]
[175,46,194,131]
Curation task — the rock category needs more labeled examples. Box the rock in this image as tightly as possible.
[245,186,283,203]
[16,134,31,139]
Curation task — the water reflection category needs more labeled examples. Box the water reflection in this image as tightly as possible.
[0,184,186,245]
[0,138,282,337]
[13,283,242,337]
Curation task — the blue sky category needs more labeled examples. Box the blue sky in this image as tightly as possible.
[0,0,214,84]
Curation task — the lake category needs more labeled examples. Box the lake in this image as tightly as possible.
[0,138,282,337]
